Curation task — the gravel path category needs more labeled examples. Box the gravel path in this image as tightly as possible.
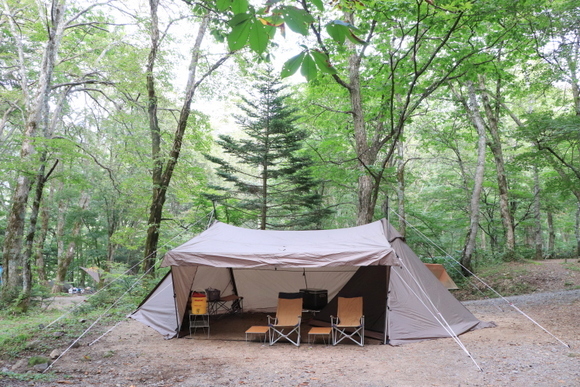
[38,289,579,387]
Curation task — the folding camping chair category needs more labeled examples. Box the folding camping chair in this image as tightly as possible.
[267,293,303,346]
[331,296,364,346]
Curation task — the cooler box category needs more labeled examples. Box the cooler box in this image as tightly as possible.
[299,288,328,310]
[191,292,207,314]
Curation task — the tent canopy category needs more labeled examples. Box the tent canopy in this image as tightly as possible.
[162,220,399,268]
[131,219,493,343]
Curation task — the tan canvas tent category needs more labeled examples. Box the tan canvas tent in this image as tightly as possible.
[130,219,493,344]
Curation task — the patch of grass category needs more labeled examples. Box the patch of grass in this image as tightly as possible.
[477,262,530,280]
[0,370,56,383]
[28,356,50,366]
[454,260,542,300]
[521,258,543,265]
[102,350,115,358]
[0,301,129,362]
[563,263,580,272]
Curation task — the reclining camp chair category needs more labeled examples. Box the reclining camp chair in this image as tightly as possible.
[267,293,303,346]
[331,296,364,346]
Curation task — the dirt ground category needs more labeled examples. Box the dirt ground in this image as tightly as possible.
[3,259,580,387]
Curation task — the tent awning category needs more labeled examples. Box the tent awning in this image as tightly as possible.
[161,220,398,268]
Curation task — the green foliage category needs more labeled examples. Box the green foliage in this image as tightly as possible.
[0,283,51,314]
[205,67,332,229]
[0,0,579,310]
[217,0,364,79]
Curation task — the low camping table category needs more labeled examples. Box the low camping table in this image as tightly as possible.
[245,326,269,343]
[208,295,244,316]
[308,327,332,345]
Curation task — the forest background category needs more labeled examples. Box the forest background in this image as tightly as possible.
[1,0,579,311]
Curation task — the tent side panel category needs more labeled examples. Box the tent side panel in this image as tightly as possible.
[130,272,179,339]
[387,238,488,345]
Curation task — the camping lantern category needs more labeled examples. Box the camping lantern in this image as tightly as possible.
[191,292,207,314]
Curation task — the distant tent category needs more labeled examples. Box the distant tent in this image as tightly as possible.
[81,267,102,284]
[425,263,459,290]
[130,219,493,345]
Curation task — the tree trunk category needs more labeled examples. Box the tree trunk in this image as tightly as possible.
[461,81,487,275]
[106,208,118,267]
[348,47,375,226]
[396,140,406,236]
[142,8,226,273]
[35,194,51,283]
[576,202,580,259]
[261,160,268,230]
[546,160,580,259]
[52,182,67,293]
[22,158,60,300]
[479,75,516,256]
[533,166,543,260]
[142,0,162,275]
[1,0,67,299]
[52,193,90,293]
[547,211,555,258]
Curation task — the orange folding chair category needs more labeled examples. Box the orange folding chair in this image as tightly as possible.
[268,294,303,346]
[331,296,364,346]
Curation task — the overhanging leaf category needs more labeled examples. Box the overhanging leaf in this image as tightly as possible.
[228,13,251,27]
[259,16,283,27]
[231,0,249,14]
[300,53,317,81]
[282,6,314,36]
[311,50,337,75]
[328,19,360,33]
[326,22,347,44]
[346,30,367,45]
[310,0,324,11]
[227,19,251,51]
[249,20,270,54]
[216,0,230,12]
[281,51,305,78]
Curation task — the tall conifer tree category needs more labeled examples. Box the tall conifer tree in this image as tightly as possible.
[205,68,330,230]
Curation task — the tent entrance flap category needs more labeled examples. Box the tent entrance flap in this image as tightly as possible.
[311,266,389,338]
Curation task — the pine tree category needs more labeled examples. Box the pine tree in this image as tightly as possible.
[205,69,331,230]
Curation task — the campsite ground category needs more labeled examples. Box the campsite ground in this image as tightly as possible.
[1,259,579,387]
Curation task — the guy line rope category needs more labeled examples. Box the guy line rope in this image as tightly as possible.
[43,211,215,373]
[391,210,570,349]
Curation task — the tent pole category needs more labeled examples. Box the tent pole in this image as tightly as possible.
[384,266,391,345]
[229,268,239,295]
[383,195,390,224]
[173,270,181,335]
